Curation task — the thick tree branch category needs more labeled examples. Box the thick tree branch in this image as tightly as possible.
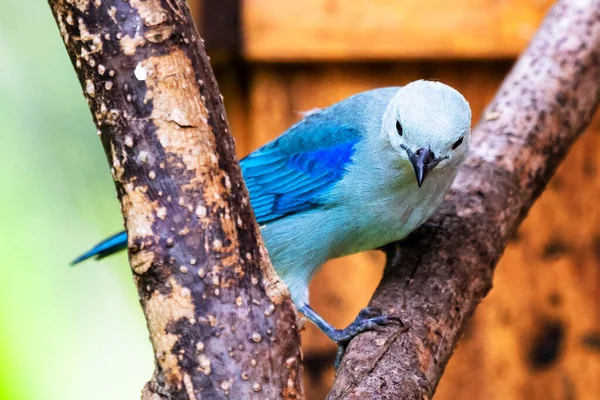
[330,1,600,398]
[48,1,302,399]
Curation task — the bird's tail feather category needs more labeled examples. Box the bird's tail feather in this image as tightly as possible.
[71,231,127,266]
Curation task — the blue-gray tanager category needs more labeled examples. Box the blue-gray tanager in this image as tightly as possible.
[73,80,471,362]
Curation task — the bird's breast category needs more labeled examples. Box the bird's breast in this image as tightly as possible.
[326,162,454,259]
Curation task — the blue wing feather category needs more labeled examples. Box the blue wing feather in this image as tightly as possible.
[241,110,360,224]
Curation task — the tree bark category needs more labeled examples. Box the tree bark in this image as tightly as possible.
[48,1,303,399]
[329,0,600,398]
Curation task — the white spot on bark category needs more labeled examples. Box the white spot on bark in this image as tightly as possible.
[221,380,231,392]
[285,357,296,368]
[264,303,275,317]
[85,80,95,97]
[485,110,501,121]
[198,354,211,375]
[108,6,117,22]
[195,205,207,218]
[251,332,262,343]
[134,63,147,80]
[124,135,133,148]
[138,151,149,163]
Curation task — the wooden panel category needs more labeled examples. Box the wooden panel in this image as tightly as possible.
[244,62,600,399]
[243,0,553,61]
[188,0,201,25]
[214,65,249,158]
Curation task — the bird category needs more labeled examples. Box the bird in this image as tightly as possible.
[72,80,472,367]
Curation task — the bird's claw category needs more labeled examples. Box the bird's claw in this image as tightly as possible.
[356,306,383,319]
[332,307,404,370]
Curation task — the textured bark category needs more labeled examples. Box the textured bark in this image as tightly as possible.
[48,1,302,399]
[329,0,600,399]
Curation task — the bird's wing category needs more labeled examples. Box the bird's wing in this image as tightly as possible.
[241,113,360,224]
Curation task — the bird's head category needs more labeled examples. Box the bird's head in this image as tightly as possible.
[383,80,472,187]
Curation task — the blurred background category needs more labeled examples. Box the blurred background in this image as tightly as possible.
[1,0,599,399]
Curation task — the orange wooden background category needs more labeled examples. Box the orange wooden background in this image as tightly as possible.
[194,1,600,398]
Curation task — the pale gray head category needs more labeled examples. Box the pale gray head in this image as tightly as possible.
[383,80,472,187]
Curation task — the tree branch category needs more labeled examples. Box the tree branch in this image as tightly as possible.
[330,1,600,398]
[48,1,303,399]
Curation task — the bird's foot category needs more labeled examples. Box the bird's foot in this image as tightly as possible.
[299,304,403,370]
[331,307,403,369]
[329,307,401,342]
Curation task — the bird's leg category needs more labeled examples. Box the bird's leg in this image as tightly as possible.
[299,304,403,369]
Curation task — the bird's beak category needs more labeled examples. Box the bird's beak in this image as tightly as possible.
[408,147,440,188]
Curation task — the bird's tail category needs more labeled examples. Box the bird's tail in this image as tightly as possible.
[71,231,128,266]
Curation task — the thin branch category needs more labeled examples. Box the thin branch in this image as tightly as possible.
[330,0,600,398]
[48,1,303,399]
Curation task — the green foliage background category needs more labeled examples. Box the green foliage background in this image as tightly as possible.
[0,2,152,399]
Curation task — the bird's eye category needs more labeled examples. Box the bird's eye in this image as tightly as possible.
[452,137,463,150]
[396,121,403,136]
